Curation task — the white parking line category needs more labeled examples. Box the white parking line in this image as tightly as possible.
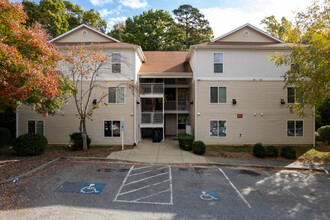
[219,168,252,209]
[123,172,169,186]
[129,170,153,177]
[132,165,152,170]
[133,189,171,202]
[113,165,134,202]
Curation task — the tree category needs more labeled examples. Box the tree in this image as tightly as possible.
[0,0,72,115]
[269,0,329,116]
[261,16,292,41]
[122,9,185,51]
[22,0,107,38]
[60,47,110,151]
[173,4,213,49]
[107,23,126,42]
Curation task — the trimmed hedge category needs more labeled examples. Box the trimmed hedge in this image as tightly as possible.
[281,146,297,159]
[253,143,266,158]
[192,141,206,155]
[178,133,194,151]
[13,133,47,156]
[0,127,11,148]
[266,146,279,157]
[317,125,330,143]
[69,132,91,150]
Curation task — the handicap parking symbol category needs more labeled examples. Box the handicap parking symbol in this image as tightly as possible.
[77,183,106,195]
[198,190,220,201]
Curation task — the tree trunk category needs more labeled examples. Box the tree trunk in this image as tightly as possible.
[81,118,88,151]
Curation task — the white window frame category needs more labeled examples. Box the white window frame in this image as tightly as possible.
[210,86,227,104]
[214,52,224,74]
[108,87,125,104]
[27,120,45,136]
[103,120,121,138]
[209,119,227,138]
[112,53,121,73]
[286,120,304,137]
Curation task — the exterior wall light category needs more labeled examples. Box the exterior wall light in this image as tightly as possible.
[254,112,257,116]
[232,99,237,105]
[92,99,97,105]
[281,99,285,104]
[197,112,201,116]
[190,101,193,105]
[261,113,264,116]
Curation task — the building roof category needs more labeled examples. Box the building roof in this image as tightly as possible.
[53,42,137,47]
[194,41,285,46]
[139,51,192,73]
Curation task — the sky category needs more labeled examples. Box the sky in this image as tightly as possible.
[30,0,314,37]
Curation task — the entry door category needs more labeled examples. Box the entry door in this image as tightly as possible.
[165,115,176,136]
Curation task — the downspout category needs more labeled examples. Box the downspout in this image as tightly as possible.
[194,47,198,139]
[133,47,137,146]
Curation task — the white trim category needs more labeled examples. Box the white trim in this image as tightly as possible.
[209,86,227,104]
[209,119,227,138]
[286,119,304,137]
[103,120,121,138]
[197,77,283,81]
[108,86,125,104]
[213,52,224,74]
[27,119,45,136]
[49,24,120,43]
[212,23,283,43]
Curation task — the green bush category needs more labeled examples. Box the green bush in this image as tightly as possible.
[281,146,297,159]
[178,133,194,151]
[266,146,279,157]
[69,132,91,150]
[0,127,11,148]
[315,132,321,141]
[317,125,330,143]
[253,143,266,158]
[13,133,47,156]
[192,141,206,155]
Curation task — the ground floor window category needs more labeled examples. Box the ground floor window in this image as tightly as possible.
[178,117,189,130]
[287,120,303,137]
[28,120,44,135]
[210,120,226,137]
[104,120,121,137]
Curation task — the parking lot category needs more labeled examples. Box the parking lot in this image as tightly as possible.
[1,160,329,219]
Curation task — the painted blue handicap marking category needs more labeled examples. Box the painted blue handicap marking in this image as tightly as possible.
[77,182,106,195]
[198,190,220,201]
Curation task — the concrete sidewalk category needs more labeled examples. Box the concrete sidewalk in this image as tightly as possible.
[107,138,330,172]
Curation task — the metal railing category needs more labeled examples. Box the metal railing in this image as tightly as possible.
[140,83,164,95]
[141,112,164,124]
[164,101,189,111]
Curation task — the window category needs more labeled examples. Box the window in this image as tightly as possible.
[287,87,303,103]
[104,120,121,137]
[178,117,189,130]
[210,87,226,103]
[210,120,226,137]
[287,120,303,137]
[108,87,124,103]
[112,53,121,73]
[28,120,44,135]
[214,53,223,73]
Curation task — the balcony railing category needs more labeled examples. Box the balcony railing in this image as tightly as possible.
[140,83,164,95]
[164,101,189,111]
[141,112,164,124]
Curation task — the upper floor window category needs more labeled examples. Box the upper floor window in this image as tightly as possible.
[112,53,121,73]
[28,120,44,135]
[214,53,223,73]
[287,87,303,104]
[108,87,124,103]
[210,87,226,103]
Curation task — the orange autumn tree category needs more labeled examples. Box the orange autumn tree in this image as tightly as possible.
[0,0,72,115]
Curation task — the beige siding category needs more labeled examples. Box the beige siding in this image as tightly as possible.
[218,27,277,43]
[196,81,313,145]
[55,27,114,43]
[195,48,289,79]
[17,81,135,145]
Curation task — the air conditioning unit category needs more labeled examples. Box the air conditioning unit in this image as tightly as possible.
[186,125,191,135]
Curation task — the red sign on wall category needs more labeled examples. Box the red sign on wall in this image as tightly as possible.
[237,114,243,118]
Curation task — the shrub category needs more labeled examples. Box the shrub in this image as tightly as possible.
[317,125,330,143]
[266,146,279,157]
[192,141,206,155]
[69,132,91,150]
[281,146,297,159]
[13,133,47,156]
[253,143,266,158]
[178,133,194,151]
[0,127,11,148]
[315,132,321,142]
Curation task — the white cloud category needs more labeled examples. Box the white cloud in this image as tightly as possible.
[90,0,113,6]
[119,0,148,9]
[99,9,114,17]
[201,0,312,38]
[107,16,127,31]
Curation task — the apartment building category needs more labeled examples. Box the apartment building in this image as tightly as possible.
[17,24,313,146]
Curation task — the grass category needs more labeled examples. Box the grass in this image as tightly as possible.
[47,145,114,150]
[207,145,253,153]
